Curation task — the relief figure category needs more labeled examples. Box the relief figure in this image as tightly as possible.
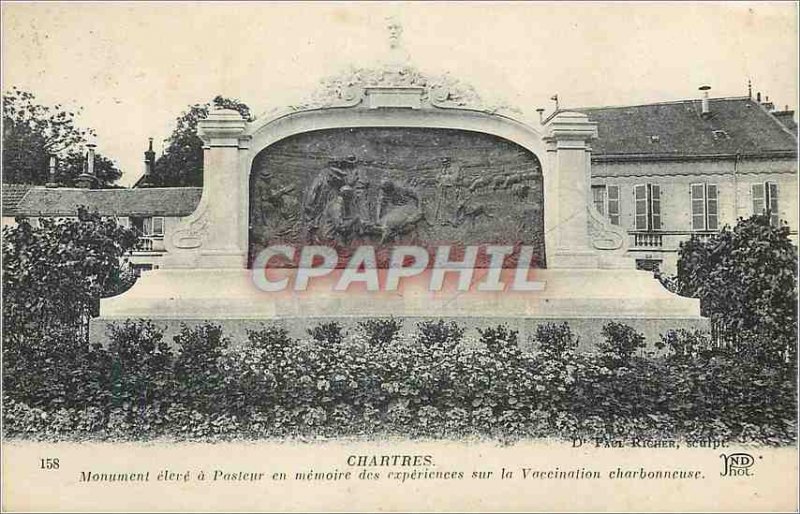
[253,168,298,238]
[376,178,430,243]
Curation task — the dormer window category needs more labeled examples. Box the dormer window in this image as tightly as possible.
[650,135,660,143]
[712,130,730,140]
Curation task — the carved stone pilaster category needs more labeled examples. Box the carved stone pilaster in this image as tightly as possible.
[166,109,249,268]
[541,112,598,267]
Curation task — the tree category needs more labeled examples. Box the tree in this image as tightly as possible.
[153,95,254,187]
[2,208,139,344]
[2,87,122,186]
[671,214,797,362]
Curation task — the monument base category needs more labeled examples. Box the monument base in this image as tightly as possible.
[93,269,706,347]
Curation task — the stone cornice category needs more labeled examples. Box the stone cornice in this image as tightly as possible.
[197,109,248,147]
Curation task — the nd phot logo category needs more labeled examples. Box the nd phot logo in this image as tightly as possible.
[720,453,756,477]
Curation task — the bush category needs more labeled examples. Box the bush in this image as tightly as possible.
[530,323,583,415]
[173,323,229,413]
[307,321,345,345]
[416,319,464,349]
[1,319,795,444]
[534,322,578,359]
[658,329,714,362]
[107,320,174,410]
[358,317,403,347]
[3,326,111,410]
[2,209,138,343]
[670,214,797,362]
[248,325,294,352]
[478,324,519,354]
[598,322,646,366]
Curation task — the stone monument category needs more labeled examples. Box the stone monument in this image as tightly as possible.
[97,22,703,344]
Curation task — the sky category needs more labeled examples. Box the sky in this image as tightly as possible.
[2,1,798,186]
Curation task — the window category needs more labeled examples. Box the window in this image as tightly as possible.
[752,182,779,226]
[635,259,662,273]
[136,216,165,237]
[691,183,718,231]
[633,184,661,231]
[607,185,620,226]
[131,263,154,274]
[152,216,164,236]
[591,184,620,225]
[592,185,606,215]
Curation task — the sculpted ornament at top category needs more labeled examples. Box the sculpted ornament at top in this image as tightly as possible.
[288,19,520,115]
[290,65,521,115]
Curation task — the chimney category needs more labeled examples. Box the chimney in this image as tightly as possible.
[756,91,762,102]
[74,141,98,189]
[87,142,95,176]
[699,85,711,116]
[536,108,545,124]
[45,155,58,188]
[137,137,158,188]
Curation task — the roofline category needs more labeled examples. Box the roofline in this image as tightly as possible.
[566,95,752,112]
[14,210,196,217]
[1,185,34,217]
[591,150,797,163]
[752,97,800,141]
[25,186,203,192]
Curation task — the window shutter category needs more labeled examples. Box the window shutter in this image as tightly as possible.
[650,184,661,230]
[142,217,153,236]
[691,183,706,230]
[153,217,165,236]
[607,185,620,226]
[767,182,779,226]
[634,184,647,230]
[591,185,606,215]
[706,184,718,230]
[752,183,765,216]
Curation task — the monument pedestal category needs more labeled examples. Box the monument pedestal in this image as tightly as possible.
[93,268,705,347]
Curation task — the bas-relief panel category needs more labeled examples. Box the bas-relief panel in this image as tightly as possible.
[248,128,544,267]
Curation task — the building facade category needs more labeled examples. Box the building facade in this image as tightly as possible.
[578,94,798,274]
[5,186,201,272]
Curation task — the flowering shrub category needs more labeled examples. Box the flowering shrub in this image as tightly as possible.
[2,320,795,444]
[416,319,464,349]
[107,320,174,411]
[306,321,345,345]
[173,323,229,414]
[358,317,403,347]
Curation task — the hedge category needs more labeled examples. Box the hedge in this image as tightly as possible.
[2,319,796,444]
